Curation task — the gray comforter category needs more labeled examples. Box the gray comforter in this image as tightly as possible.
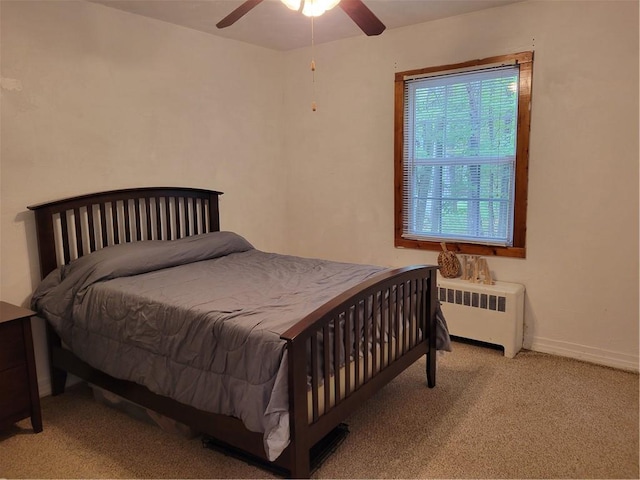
[33,231,413,459]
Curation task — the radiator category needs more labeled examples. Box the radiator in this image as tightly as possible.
[437,277,525,358]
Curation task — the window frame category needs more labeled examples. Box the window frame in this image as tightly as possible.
[394,51,533,258]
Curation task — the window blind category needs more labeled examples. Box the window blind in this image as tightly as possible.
[402,65,520,246]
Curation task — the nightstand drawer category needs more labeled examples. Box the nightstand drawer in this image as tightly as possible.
[0,363,31,418]
[0,320,26,371]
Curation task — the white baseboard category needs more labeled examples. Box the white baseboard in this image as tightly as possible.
[526,336,639,373]
[38,374,81,398]
[38,376,51,398]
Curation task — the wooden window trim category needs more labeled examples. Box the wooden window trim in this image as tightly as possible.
[394,52,533,259]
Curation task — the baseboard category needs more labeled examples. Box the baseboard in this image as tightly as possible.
[526,336,639,373]
[38,374,81,398]
[38,376,51,398]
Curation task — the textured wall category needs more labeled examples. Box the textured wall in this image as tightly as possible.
[1,0,637,397]
[282,0,639,370]
[1,0,288,391]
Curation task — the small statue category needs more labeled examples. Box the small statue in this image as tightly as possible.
[437,243,461,278]
[460,255,493,285]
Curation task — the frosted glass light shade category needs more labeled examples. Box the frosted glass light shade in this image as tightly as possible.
[281,0,301,11]
[280,0,341,17]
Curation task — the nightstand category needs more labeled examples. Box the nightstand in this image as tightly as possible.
[0,301,42,433]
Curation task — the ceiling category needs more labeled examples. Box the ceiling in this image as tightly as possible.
[91,0,521,51]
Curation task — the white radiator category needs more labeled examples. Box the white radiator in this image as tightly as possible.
[437,277,525,358]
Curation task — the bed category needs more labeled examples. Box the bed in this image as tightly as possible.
[28,187,448,478]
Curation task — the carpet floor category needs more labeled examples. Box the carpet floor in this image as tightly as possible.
[1,341,638,479]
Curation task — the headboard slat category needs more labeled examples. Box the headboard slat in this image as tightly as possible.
[134,198,142,242]
[111,201,120,245]
[165,197,172,240]
[59,211,71,264]
[196,199,203,235]
[185,198,191,237]
[73,207,83,258]
[123,200,132,243]
[28,187,223,279]
[181,198,185,237]
[99,203,108,248]
[87,205,96,252]
[144,198,151,241]
[155,198,162,240]
[173,197,182,238]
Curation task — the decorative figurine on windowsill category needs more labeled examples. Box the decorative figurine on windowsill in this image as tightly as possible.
[460,255,494,285]
[437,243,461,278]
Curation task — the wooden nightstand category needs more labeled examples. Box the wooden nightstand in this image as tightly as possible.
[0,301,42,433]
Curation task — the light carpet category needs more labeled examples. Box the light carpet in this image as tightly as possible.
[1,341,638,479]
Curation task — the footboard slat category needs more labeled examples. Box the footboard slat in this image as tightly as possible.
[369,293,377,378]
[344,311,352,398]
[403,281,410,355]
[333,316,342,404]
[362,299,369,384]
[417,279,423,342]
[393,285,404,360]
[323,323,331,416]
[383,290,389,369]
[354,304,361,390]
[311,335,319,422]
[409,281,414,349]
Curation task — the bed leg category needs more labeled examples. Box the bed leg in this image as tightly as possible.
[290,464,310,478]
[51,366,67,396]
[426,348,436,388]
[289,448,311,478]
[46,324,67,395]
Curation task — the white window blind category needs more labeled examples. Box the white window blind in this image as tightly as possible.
[402,65,520,246]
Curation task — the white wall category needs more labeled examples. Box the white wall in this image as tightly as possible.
[1,0,637,399]
[282,0,639,370]
[1,0,288,393]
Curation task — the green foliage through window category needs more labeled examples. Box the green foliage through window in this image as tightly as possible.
[404,66,519,246]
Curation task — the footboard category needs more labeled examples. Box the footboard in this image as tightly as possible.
[281,265,437,477]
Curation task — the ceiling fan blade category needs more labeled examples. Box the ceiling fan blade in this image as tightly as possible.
[216,0,264,29]
[339,0,386,36]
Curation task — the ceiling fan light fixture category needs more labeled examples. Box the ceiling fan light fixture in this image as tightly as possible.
[280,0,341,17]
[217,0,384,37]
[280,0,302,11]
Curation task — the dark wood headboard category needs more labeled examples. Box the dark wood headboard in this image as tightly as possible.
[28,187,223,279]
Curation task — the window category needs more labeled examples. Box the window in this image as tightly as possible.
[394,52,533,258]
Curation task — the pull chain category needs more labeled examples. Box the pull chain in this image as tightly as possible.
[310,15,317,112]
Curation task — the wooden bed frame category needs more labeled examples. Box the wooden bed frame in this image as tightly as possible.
[28,187,438,478]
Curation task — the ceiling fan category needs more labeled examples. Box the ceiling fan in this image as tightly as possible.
[216,0,386,36]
